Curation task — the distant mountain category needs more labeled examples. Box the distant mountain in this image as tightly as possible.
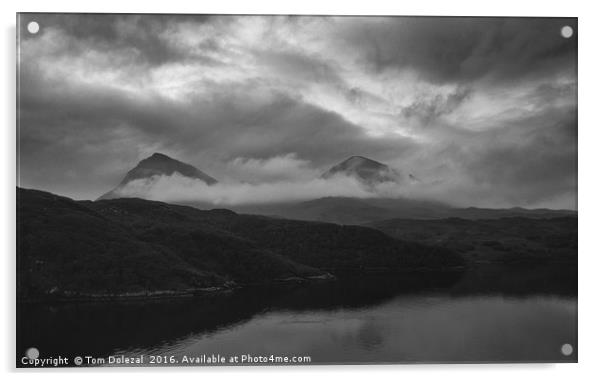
[17,188,462,300]
[98,153,217,200]
[230,196,576,225]
[96,153,576,225]
[231,197,418,224]
[367,217,577,265]
[321,156,402,185]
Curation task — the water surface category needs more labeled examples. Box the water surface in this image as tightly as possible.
[18,266,577,365]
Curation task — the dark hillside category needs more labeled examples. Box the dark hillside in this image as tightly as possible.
[18,189,323,298]
[367,217,577,264]
[18,188,463,299]
[89,198,465,271]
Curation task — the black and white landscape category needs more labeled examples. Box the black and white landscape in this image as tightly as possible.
[17,14,577,366]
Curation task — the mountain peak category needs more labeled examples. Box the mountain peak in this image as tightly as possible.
[98,153,217,200]
[321,156,402,185]
[348,155,370,160]
[148,152,171,160]
[340,156,388,168]
[123,153,217,184]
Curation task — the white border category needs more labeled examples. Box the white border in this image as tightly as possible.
[2,1,601,380]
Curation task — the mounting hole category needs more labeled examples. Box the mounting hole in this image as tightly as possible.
[27,21,40,34]
[561,343,573,356]
[560,25,573,39]
[25,347,39,360]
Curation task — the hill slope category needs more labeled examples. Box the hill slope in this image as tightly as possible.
[231,197,575,225]
[18,188,463,299]
[367,217,577,264]
[18,188,323,298]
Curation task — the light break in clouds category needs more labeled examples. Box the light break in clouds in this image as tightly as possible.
[17,14,577,209]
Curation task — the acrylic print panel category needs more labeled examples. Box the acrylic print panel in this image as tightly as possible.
[16,13,577,367]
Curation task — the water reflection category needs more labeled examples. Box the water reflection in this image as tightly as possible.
[17,265,577,365]
[150,294,576,363]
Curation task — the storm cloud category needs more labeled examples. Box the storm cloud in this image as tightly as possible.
[17,14,577,208]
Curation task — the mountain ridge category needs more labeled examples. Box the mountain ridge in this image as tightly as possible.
[321,156,402,185]
[98,153,217,200]
[228,196,576,225]
[96,154,576,224]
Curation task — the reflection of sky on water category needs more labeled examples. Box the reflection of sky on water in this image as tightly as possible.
[130,295,576,363]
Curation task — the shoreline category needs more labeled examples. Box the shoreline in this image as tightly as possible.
[14,266,476,304]
[17,273,338,305]
[18,262,577,305]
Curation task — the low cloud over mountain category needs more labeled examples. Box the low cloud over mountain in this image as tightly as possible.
[321,156,403,186]
[18,15,576,209]
[98,153,409,205]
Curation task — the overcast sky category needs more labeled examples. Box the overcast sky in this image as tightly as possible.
[18,14,577,208]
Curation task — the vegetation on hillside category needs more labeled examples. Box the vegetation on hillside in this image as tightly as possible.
[18,188,463,299]
[367,217,577,264]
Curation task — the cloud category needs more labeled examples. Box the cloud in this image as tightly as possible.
[328,17,577,85]
[224,154,319,183]
[402,87,473,126]
[112,173,376,205]
[18,60,418,198]
[17,14,577,209]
